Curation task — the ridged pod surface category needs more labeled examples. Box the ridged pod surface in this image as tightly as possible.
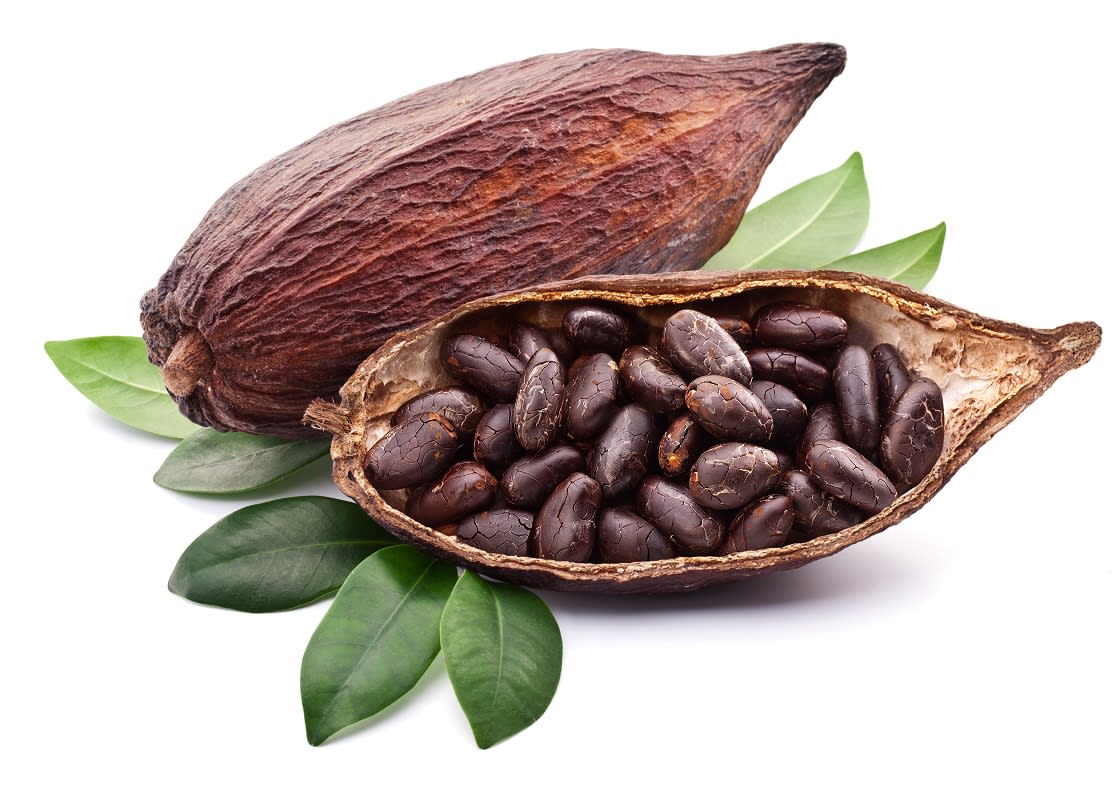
[141,44,846,436]
[305,270,1100,593]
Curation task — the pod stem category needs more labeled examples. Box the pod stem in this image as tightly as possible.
[303,399,351,436]
[161,328,213,397]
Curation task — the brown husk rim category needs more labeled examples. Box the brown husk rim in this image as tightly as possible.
[305,270,1101,593]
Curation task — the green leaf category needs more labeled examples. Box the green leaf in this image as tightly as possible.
[168,496,398,612]
[821,222,946,290]
[301,545,457,745]
[153,429,329,493]
[703,152,869,270]
[441,570,562,749]
[44,336,197,439]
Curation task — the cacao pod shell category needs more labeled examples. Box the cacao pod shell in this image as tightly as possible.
[304,270,1101,593]
[141,44,846,437]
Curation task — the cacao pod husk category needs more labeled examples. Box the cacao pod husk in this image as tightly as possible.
[141,44,845,437]
[303,270,1101,593]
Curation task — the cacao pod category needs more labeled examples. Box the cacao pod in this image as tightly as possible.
[303,270,1101,593]
[141,44,846,437]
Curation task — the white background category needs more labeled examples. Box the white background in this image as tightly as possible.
[3,1,1116,785]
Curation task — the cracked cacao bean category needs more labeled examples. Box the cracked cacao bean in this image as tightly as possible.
[363,412,458,489]
[500,443,585,509]
[406,461,497,527]
[596,508,676,562]
[804,439,897,513]
[880,376,945,486]
[718,494,795,554]
[635,475,726,555]
[513,348,567,451]
[657,414,708,478]
[751,302,848,352]
[747,347,831,403]
[391,386,486,436]
[685,375,773,442]
[689,442,782,511]
[457,509,534,557]
[531,473,602,561]
[661,308,754,384]
[872,343,911,417]
[565,352,621,441]
[473,404,523,471]
[834,344,881,457]
[441,334,525,402]
[587,404,656,499]
[618,345,686,414]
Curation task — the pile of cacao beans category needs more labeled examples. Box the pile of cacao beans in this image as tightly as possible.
[362,301,945,563]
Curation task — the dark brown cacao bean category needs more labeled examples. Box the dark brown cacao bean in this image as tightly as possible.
[635,475,725,555]
[441,334,525,402]
[685,375,773,442]
[565,352,621,442]
[751,302,848,352]
[513,348,567,451]
[781,470,863,536]
[688,442,782,511]
[747,347,832,403]
[750,379,808,445]
[657,414,708,477]
[804,439,897,513]
[833,344,881,457]
[618,345,686,414]
[531,473,602,561]
[364,412,459,489]
[406,461,497,526]
[457,509,534,557]
[391,386,486,436]
[718,494,795,554]
[587,404,656,499]
[472,404,523,471]
[562,305,634,355]
[880,376,945,486]
[500,443,586,509]
[872,342,912,417]
[596,508,676,562]
[660,308,754,384]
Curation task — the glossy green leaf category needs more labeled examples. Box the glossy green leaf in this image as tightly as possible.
[441,570,562,749]
[168,496,398,612]
[821,222,946,290]
[703,152,869,270]
[44,336,197,438]
[301,545,457,745]
[153,428,329,493]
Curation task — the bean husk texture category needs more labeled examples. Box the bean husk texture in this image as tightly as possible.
[441,571,562,749]
[305,269,1100,593]
[300,546,457,745]
[141,44,846,437]
[168,497,398,612]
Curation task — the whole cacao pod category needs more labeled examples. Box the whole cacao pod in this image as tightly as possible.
[141,44,846,437]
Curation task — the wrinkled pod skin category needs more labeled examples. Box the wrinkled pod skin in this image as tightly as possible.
[306,270,1101,593]
[141,45,847,437]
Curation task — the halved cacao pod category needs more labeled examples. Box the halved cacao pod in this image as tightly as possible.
[304,270,1101,593]
[140,44,845,437]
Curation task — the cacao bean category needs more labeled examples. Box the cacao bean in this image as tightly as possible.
[596,508,676,563]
